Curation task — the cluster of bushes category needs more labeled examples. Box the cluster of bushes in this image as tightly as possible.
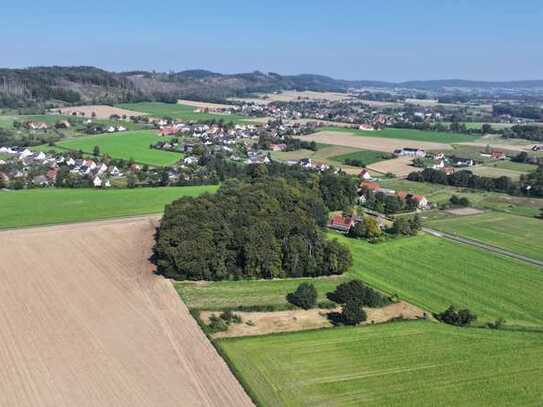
[207,311,242,333]
[449,195,470,207]
[154,177,352,281]
[435,306,477,327]
[512,151,542,165]
[348,217,383,240]
[390,215,422,236]
[362,189,420,214]
[286,280,392,326]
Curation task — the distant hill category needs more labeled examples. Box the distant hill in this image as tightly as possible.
[1,65,543,109]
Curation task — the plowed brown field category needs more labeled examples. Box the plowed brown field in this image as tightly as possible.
[0,217,253,407]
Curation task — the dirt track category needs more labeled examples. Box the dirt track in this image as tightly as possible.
[0,217,252,407]
[295,131,452,153]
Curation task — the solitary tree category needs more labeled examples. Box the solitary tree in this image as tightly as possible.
[93,145,100,157]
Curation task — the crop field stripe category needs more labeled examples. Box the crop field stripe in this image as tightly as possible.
[217,320,543,407]
[115,102,248,123]
[318,126,478,143]
[0,185,218,229]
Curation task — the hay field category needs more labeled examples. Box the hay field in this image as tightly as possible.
[0,217,252,407]
[177,99,233,110]
[367,156,419,177]
[57,105,146,119]
[295,131,452,152]
[231,90,352,104]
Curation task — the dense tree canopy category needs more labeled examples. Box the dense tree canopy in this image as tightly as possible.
[154,177,352,280]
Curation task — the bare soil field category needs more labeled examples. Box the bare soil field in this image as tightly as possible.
[231,90,353,105]
[295,131,452,153]
[0,217,252,407]
[201,301,427,338]
[56,105,146,119]
[445,207,486,216]
[367,156,420,177]
[177,99,233,110]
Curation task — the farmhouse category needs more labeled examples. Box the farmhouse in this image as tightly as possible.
[24,120,49,130]
[358,169,372,180]
[394,147,426,158]
[327,213,356,232]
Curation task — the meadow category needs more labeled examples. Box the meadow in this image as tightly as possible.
[37,130,181,166]
[470,165,528,181]
[428,212,543,262]
[115,102,247,123]
[318,126,478,143]
[0,185,218,228]
[178,233,543,327]
[379,178,543,218]
[218,321,543,407]
[329,149,392,165]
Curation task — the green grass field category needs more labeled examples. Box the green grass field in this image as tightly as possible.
[0,185,218,229]
[178,233,543,327]
[428,212,543,262]
[470,166,528,181]
[218,321,543,407]
[36,130,181,166]
[319,126,478,143]
[115,102,247,123]
[329,149,392,165]
[485,160,538,172]
[379,178,543,218]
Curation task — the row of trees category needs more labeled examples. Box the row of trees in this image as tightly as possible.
[502,125,543,142]
[154,177,352,281]
[407,168,517,195]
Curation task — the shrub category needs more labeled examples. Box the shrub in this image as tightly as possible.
[449,195,470,207]
[341,300,367,325]
[327,279,391,308]
[286,283,318,310]
[436,305,477,327]
[220,310,242,324]
[208,314,228,333]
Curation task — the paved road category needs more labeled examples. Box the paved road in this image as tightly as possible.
[423,227,543,268]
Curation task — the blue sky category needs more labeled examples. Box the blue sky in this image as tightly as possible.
[2,0,542,81]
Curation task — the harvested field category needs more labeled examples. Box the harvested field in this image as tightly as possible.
[458,141,535,153]
[231,90,352,104]
[445,207,486,216]
[56,105,146,119]
[367,155,419,177]
[470,165,528,180]
[295,131,452,153]
[177,99,233,110]
[201,301,426,338]
[0,218,252,407]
